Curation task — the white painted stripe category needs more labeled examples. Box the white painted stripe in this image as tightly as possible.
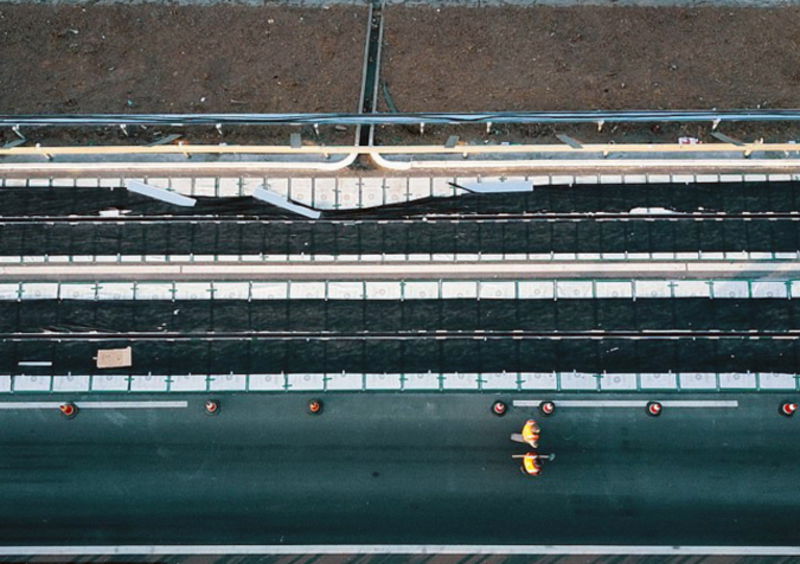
[0,401,188,409]
[660,400,739,408]
[514,400,647,407]
[0,402,59,409]
[513,399,739,408]
[17,361,52,367]
[77,401,188,409]
[0,545,796,556]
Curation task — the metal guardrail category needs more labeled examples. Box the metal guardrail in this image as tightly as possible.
[4,109,800,127]
[1,141,798,157]
[3,111,799,171]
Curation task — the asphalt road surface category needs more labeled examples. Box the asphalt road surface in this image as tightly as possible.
[0,393,798,546]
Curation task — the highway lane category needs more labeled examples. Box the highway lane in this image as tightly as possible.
[0,393,798,546]
[1,334,798,375]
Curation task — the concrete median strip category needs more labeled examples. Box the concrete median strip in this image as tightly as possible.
[2,260,800,281]
[0,545,796,556]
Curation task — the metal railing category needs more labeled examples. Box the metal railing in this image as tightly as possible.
[4,109,800,127]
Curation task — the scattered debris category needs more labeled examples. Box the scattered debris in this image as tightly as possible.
[148,133,182,146]
[382,81,400,113]
[450,180,533,194]
[96,347,132,369]
[628,207,680,215]
[252,186,321,219]
[98,208,130,217]
[125,180,197,207]
[711,131,746,146]
[2,138,25,149]
[290,132,302,148]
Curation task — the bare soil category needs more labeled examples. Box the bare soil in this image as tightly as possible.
[372,120,800,146]
[4,4,800,150]
[0,4,367,114]
[381,6,800,112]
[1,124,356,147]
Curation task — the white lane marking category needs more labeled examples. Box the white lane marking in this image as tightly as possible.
[660,400,739,408]
[513,400,739,408]
[0,545,796,556]
[17,361,52,367]
[78,401,188,409]
[0,402,61,409]
[0,401,188,410]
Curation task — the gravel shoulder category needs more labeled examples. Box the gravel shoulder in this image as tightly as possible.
[381,6,800,112]
[0,4,367,113]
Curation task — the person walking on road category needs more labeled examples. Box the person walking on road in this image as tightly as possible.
[521,419,541,448]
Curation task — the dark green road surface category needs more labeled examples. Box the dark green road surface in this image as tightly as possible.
[3,336,798,375]
[0,393,798,546]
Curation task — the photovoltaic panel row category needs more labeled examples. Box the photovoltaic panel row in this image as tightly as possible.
[3,182,800,216]
[2,298,800,333]
[2,218,800,256]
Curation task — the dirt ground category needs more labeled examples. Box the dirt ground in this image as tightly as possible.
[0,124,357,147]
[4,4,800,148]
[381,6,800,112]
[372,120,800,146]
[0,4,367,114]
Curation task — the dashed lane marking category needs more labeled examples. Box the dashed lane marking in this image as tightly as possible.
[0,401,188,410]
[513,399,739,408]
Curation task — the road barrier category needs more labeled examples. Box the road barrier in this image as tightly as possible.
[1,373,797,394]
